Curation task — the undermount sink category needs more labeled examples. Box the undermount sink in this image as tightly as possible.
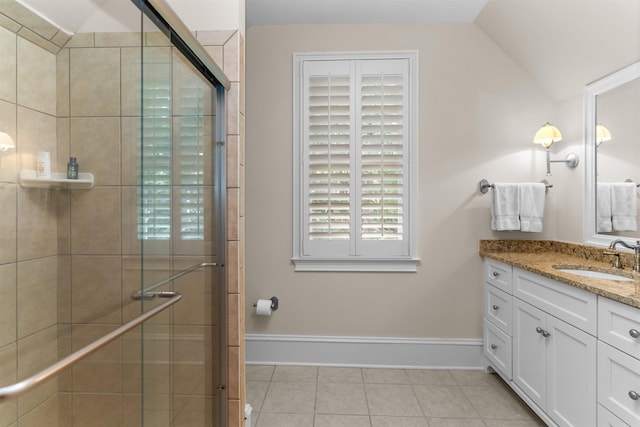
[553,266,635,282]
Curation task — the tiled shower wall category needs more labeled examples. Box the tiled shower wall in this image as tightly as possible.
[0,3,70,425]
[196,30,246,427]
[0,3,245,425]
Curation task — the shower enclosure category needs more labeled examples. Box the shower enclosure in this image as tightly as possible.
[0,0,228,425]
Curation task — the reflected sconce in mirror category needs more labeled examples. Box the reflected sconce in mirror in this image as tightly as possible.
[0,131,15,151]
[596,124,612,146]
[533,122,579,176]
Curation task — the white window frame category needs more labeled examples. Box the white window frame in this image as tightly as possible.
[293,51,419,272]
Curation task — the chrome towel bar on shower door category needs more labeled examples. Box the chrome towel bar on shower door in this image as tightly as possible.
[131,262,217,300]
[0,291,182,402]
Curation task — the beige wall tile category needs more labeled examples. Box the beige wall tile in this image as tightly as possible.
[70,48,120,117]
[223,32,240,82]
[17,37,56,116]
[17,256,57,339]
[56,48,70,118]
[0,185,17,264]
[72,394,122,426]
[0,343,17,426]
[17,325,58,416]
[121,46,171,117]
[0,100,17,184]
[17,106,56,174]
[56,256,71,324]
[64,33,94,48]
[70,255,121,324]
[70,187,121,255]
[120,117,140,186]
[15,394,59,427]
[70,117,121,186]
[16,186,57,261]
[0,264,16,347]
[0,26,16,103]
[195,30,235,46]
[71,324,122,393]
[227,187,239,241]
[96,32,141,47]
[203,45,223,70]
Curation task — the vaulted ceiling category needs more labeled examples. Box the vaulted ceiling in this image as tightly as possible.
[15,0,640,102]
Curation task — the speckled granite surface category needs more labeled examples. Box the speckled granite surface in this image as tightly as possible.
[479,240,640,309]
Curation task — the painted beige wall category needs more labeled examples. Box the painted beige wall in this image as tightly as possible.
[245,23,586,339]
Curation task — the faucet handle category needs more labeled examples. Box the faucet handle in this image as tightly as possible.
[604,250,623,269]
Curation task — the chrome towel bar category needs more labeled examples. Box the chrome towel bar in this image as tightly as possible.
[479,178,553,195]
[0,291,182,402]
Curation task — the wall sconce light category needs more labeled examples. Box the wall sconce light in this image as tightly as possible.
[533,122,579,176]
[596,124,612,146]
[0,131,15,151]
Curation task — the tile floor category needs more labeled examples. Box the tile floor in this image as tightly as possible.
[246,365,546,427]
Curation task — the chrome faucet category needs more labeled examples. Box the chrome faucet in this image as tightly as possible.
[608,239,640,273]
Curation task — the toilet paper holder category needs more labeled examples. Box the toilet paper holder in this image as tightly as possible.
[253,296,278,311]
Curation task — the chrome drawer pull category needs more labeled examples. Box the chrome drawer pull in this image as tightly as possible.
[536,327,543,334]
[629,329,640,339]
[542,330,551,338]
[629,391,640,401]
[492,272,500,277]
[490,344,498,350]
[492,305,499,310]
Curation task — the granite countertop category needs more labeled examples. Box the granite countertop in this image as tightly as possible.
[479,240,640,309]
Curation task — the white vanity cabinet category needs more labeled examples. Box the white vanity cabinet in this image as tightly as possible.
[483,260,598,427]
[597,297,640,426]
[512,269,597,427]
[483,260,513,379]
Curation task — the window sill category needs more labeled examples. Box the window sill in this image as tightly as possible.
[292,258,420,272]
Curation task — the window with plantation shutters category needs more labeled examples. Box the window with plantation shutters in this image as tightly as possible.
[293,52,418,272]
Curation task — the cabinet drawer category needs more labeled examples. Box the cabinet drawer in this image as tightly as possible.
[598,341,640,426]
[599,297,640,357]
[598,404,630,427]
[485,284,512,335]
[514,268,597,335]
[485,260,512,293]
[484,320,512,380]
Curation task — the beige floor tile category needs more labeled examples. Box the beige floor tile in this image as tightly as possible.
[406,369,457,385]
[246,365,275,381]
[314,414,372,427]
[365,384,422,417]
[427,418,486,427]
[413,385,479,418]
[272,365,318,382]
[450,370,501,386]
[261,381,316,414]
[462,384,540,421]
[256,412,313,427]
[363,368,410,384]
[483,420,546,427]
[318,366,363,383]
[316,382,368,415]
[246,380,269,413]
[371,416,429,426]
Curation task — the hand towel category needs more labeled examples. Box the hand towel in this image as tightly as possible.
[519,183,545,232]
[597,183,613,232]
[611,182,638,231]
[491,183,520,231]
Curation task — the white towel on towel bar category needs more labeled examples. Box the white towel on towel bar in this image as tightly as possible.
[611,182,637,231]
[597,183,613,232]
[519,183,545,232]
[491,183,520,231]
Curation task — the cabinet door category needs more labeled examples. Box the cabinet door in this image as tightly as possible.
[513,298,547,410]
[547,315,597,427]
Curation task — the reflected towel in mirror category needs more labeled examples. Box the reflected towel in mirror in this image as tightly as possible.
[611,182,638,231]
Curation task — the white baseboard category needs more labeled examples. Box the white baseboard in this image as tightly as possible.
[245,334,484,369]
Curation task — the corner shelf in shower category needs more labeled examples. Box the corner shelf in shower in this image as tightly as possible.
[19,170,94,189]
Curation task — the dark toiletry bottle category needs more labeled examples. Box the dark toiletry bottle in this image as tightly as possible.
[67,157,78,179]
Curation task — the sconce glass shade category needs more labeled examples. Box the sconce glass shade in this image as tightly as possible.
[0,131,15,151]
[596,124,612,146]
[533,122,562,148]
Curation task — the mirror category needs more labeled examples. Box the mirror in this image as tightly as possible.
[584,61,640,247]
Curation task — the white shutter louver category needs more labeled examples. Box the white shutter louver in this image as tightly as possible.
[307,74,351,240]
[360,73,404,241]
